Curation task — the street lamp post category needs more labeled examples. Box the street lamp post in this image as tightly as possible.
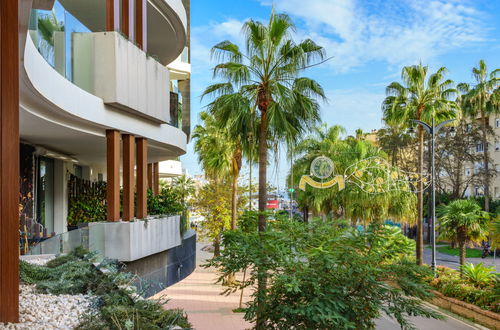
[411,118,455,273]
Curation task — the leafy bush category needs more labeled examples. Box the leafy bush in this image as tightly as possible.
[147,188,184,217]
[20,248,191,329]
[429,266,499,312]
[461,263,497,287]
[367,224,416,261]
[207,218,441,329]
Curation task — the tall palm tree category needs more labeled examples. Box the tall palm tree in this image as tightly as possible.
[458,60,500,212]
[383,64,457,265]
[202,12,327,327]
[202,11,326,233]
[437,199,489,268]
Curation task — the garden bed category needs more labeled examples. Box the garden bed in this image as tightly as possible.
[430,290,500,329]
[2,247,190,329]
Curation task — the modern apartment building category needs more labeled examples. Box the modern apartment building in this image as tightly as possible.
[1,0,193,322]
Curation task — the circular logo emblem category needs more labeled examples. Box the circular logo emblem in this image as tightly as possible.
[311,156,334,179]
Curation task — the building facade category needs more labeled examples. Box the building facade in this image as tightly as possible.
[20,0,191,234]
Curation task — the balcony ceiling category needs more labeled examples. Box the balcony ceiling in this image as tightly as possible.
[58,0,187,65]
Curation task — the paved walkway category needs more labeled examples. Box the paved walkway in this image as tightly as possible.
[159,242,484,330]
[423,245,498,272]
[159,243,252,330]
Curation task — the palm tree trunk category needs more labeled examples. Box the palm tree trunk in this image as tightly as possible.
[231,173,238,230]
[459,241,466,271]
[258,111,268,231]
[481,116,490,212]
[256,107,268,330]
[416,126,424,265]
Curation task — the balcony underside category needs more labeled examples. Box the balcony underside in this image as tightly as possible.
[57,0,186,65]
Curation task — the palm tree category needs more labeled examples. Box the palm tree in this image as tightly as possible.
[383,64,457,265]
[202,12,327,327]
[202,11,326,234]
[458,60,500,212]
[437,199,489,268]
[291,124,416,225]
[192,113,235,255]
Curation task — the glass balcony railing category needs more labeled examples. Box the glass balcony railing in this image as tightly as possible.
[170,92,182,128]
[180,47,189,63]
[28,0,91,83]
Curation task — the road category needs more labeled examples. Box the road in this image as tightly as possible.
[423,245,498,272]
[158,242,485,330]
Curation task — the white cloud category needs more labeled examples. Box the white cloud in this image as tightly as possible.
[266,0,486,72]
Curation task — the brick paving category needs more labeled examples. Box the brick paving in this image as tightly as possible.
[157,242,482,330]
[158,243,252,330]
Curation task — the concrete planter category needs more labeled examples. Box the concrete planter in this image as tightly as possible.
[88,216,181,262]
[430,290,500,329]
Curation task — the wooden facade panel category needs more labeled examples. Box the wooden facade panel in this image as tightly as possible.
[106,0,120,31]
[136,138,147,219]
[147,163,153,190]
[135,0,147,51]
[122,134,135,221]
[0,0,19,323]
[153,162,159,196]
[106,130,120,221]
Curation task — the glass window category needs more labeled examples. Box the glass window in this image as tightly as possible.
[496,119,500,128]
[476,143,484,152]
[496,142,499,151]
[37,157,55,233]
[495,187,499,198]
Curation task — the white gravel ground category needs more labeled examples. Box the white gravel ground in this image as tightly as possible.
[0,257,95,330]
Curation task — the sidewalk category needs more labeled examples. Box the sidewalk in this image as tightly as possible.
[158,242,483,330]
[423,245,498,272]
[158,243,252,330]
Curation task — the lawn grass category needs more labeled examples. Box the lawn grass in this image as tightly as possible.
[427,245,484,258]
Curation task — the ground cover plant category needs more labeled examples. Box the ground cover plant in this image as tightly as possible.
[208,214,442,329]
[20,247,190,329]
[428,245,484,258]
[428,264,499,313]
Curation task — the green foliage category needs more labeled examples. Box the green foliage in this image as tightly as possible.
[290,124,416,225]
[429,266,499,312]
[67,178,107,225]
[147,188,183,217]
[207,218,441,329]
[437,199,490,266]
[20,248,191,329]
[367,224,416,261]
[461,263,497,287]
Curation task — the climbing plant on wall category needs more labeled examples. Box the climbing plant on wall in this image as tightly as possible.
[67,174,106,226]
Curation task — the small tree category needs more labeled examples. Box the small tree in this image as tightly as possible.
[434,121,485,200]
[208,218,441,329]
[437,200,490,268]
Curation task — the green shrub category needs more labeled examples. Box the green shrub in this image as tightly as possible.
[20,247,191,329]
[429,265,499,312]
[207,219,441,329]
[461,263,497,287]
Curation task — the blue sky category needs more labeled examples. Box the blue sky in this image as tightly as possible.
[181,0,500,188]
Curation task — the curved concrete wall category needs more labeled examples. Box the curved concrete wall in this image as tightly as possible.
[22,36,187,153]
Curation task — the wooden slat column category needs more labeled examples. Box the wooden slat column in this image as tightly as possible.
[106,0,120,31]
[135,0,147,51]
[0,0,19,322]
[136,138,148,219]
[106,130,120,222]
[122,134,135,221]
[153,162,159,196]
[147,163,153,190]
[121,0,134,40]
